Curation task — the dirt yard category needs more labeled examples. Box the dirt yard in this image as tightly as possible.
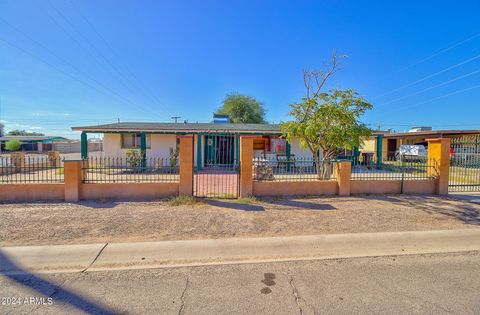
[1,195,479,246]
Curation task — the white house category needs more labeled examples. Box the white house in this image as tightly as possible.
[72,120,314,167]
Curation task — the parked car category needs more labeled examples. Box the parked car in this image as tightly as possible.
[395,144,427,161]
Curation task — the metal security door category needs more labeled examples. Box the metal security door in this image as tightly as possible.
[449,135,480,192]
[194,133,240,198]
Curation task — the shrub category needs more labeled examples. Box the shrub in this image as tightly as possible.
[5,140,21,151]
[125,149,141,168]
[169,146,179,167]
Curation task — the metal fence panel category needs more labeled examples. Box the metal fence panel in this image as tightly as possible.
[0,156,65,183]
[352,156,435,181]
[253,157,337,181]
[82,157,179,183]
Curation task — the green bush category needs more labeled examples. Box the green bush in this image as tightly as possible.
[125,149,142,168]
[5,140,21,151]
[169,146,179,167]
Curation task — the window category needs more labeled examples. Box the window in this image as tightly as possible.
[121,134,151,149]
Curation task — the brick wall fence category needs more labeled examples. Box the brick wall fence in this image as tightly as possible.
[0,137,450,202]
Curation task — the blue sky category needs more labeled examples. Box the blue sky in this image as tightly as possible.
[1,0,480,138]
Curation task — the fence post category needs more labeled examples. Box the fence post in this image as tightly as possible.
[427,138,451,195]
[11,152,25,173]
[335,161,352,196]
[240,136,255,197]
[64,160,83,202]
[179,135,194,196]
[48,151,60,167]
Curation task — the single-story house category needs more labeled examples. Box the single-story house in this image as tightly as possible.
[360,127,480,161]
[71,121,314,166]
[0,136,68,153]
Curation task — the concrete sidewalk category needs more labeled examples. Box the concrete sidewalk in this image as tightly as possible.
[1,229,480,274]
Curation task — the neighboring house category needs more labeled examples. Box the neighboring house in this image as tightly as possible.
[0,136,68,153]
[360,127,480,161]
[71,121,314,166]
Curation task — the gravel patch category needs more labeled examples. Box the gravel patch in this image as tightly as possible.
[0,195,479,246]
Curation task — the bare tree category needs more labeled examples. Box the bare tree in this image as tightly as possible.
[301,51,345,122]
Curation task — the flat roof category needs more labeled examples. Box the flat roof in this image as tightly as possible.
[382,129,480,139]
[72,122,282,134]
[0,136,67,142]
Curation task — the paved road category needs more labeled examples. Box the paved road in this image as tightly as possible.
[1,251,479,314]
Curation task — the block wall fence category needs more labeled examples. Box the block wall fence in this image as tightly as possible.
[0,137,450,202]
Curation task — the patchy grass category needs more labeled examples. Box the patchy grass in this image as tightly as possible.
[168,195,201,206]
[236,195,258,204]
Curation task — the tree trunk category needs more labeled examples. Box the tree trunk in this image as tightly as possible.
[316,150,334,179]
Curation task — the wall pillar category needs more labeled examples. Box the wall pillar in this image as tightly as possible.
[427,138,451,195]
[240,136,255,197]
[335,161,352,196]
[64,160,83,202]
[81,131,88,159]
[179,135,194,196]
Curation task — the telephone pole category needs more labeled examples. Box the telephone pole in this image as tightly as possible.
[171,116,181,123]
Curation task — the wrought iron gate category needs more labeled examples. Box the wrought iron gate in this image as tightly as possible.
[449,135,480,192]
[193,133,240,198]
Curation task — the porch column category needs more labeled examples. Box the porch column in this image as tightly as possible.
[352,146,359,166]
[80,131,88,159]
[427,138,451,195]
[140,132,147,169]
[240,136,255,197]
[197,134,202,170]
[179,135,194,196]
[235,135,240,164]
[376,134,383,168]
[286,140,291,172]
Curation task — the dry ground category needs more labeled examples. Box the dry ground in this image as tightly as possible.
[1,195,479,246]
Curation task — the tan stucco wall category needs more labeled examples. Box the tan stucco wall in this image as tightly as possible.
[351,179,436,195]
[0,184,64,202]
[253,180,337,196]
[402,180,436,194]
[351,180,402,194]
[80,183,178,200]
[103,133,177,159]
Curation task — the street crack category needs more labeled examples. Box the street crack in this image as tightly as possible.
[81,243,108,273]
[284,272,316,315]
[177,275,189,315]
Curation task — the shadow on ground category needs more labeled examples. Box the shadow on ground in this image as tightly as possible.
[259,197,337,211]
[353,195,480,226]
[205,199,265,211]
[0,250,116,314]
[79,200,119,209]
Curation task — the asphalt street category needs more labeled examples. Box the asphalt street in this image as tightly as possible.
[1,251,479,315]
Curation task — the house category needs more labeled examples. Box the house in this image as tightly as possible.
[0,135,68,153]
[359,128,480,161]
[71,121,314,166]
